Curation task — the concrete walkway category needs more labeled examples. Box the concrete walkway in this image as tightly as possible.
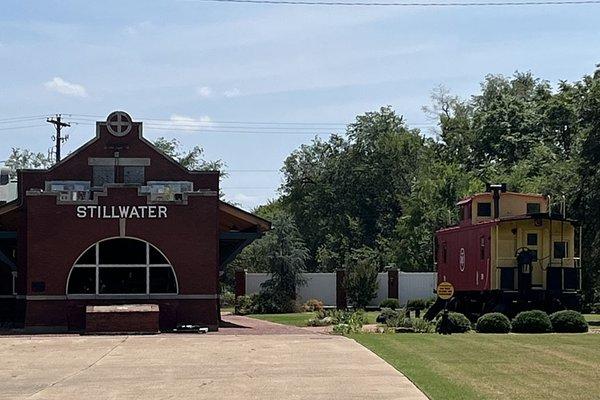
[0,318,428,400]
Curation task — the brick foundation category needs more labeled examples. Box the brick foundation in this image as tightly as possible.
[86,304,159,334]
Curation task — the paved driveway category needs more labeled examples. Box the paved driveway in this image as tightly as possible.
[0,318,427,400]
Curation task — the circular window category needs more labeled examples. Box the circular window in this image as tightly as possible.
[106,111,133,137]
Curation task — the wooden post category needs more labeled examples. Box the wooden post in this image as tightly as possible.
[336,270,347,310]
[234,270,246,298]
[387,269,399,299]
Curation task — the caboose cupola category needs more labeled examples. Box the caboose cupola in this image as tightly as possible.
[429,186,582,319]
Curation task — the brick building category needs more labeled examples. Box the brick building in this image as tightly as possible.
[0,111,269,332]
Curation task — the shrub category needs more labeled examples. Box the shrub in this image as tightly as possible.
[302,298,324,312]
[476,313,511,333]
[376,308,399,324]
[234,294,258,315]
[511,310,553,333]
[309,309,366,327]
[332,324,353,334]
[342,309,368,326]
[436,312,472,333]
[332,311,366,334]
[412,318,436,333]
[380,298,401,310]
[396,317,414,329]
[345,247,379,309]
[220,291,235,308]
[406,298,428,310]
[550,310,588,333]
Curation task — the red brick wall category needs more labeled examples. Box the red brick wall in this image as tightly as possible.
[86,310,159,334]
[24,188,219,296]
[15,118,222,330]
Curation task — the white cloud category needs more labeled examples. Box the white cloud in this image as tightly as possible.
[125,21,152,35]
[169,114,213,132]
[223,88,241,98]
[44,77,88,97]
[196,86,212,98]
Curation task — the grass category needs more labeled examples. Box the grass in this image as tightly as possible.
[584,314,600,326]
[350,332,600,400]
[249,311,380,326]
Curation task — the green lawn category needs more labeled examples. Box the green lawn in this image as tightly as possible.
[584,314,600,326]
[249,311,379,326]
[351,333,600,400]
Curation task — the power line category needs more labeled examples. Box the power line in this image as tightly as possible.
[67,114,434,126]
[0,117,48,125]
[0,115,48,123]
[0,124,47,131]
[67,118,345,131]
[65,114,350,126]
[70,121,346,135]
[193,0,600,6]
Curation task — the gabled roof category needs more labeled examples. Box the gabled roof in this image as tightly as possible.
[219,201,271,233]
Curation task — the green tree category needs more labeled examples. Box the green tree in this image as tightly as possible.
[153,137,226,172]
[259,213,309,312]
[5,148,53,174]
[344,247,380,309]
[281,106,427,271]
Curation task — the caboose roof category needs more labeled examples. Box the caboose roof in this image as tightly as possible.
[437,211,579,233]
[456,191,546,206]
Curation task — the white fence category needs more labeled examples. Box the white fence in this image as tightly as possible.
[244,271,436,308]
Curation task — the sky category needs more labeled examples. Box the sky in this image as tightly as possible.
[0,0,599,210]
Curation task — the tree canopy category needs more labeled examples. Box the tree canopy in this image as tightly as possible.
[230,65,600,305]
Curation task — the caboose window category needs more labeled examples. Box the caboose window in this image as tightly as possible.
[554,242,568,259]
[477,202,492,217]
[526,202,540,214]
[480,237,485,260]
[527,233,538,246]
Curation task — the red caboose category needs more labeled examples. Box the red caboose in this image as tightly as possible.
[428,184,581,318]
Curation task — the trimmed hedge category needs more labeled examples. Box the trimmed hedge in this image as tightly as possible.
[436,312,472,333]
[511,310,553,333]
[550,310,588,333]
[476,313,511,333]
[380,298,401,310]
[376,308,400,324]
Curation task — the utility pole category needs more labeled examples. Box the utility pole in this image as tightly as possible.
[46,114,70,162]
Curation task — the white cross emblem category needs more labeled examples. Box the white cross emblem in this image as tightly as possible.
[106,111,132,137]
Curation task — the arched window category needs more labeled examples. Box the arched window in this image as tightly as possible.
[67,238,178,296]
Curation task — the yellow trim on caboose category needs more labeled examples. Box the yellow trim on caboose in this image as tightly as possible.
[491,218,578,291]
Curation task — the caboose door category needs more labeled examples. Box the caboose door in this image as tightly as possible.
[525,230,543,286]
